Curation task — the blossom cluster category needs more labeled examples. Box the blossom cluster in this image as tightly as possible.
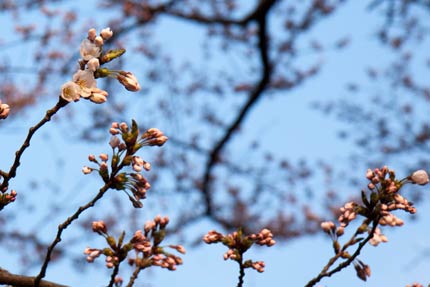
[60,27,140,104]
[128,215,185,271]
[320,167,429,281]
[82,120,167,208]
[203,228,275,273]
[84,216,185,272]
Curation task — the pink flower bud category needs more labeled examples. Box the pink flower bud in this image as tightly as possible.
[82,166,92,174]
[0,102,10,119]
[99,153,108,161]
[410,170,429,185]
[87,28,97,41]
[94,36,104,47]
[92,221,107,235]
[117,71,141,92]
[87,58,100,72]
[100,27,113,40]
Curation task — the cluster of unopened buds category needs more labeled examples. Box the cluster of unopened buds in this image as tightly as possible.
[320,167,429,281]
[128,215,185,271]
[203,228,275,273]
[60,27,140,104]
[82,120,167,208]
[0,100,10,119]
[85,216,185,272]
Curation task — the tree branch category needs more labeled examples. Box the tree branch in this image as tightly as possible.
[0,98,69,195]
[0,267,68,287]
[34,184,111,286]
[201,0,277,216]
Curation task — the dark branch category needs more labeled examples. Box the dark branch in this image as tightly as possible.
[201,0,277,216]
[0,267,68,287]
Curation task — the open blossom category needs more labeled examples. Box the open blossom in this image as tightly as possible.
[60,81,80,102]
[80,38,101,60]
[72,70,97,98]
[0,101,10,119]
[410,170,429,185]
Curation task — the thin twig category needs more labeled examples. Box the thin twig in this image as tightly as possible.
[0,98,68,193]
[108,265,120,287]
[236,259,245,287]
[304,220,379,287]
[34,184,111,286]
[126,266,142,287]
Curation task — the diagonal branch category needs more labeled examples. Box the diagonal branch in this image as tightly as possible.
[0,98,69,195]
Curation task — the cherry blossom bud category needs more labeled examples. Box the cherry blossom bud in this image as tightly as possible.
[60,81,80,102]
[0,102,10,119]
[109,136,120,148]
[143,161,151,171]
[82,166,92,174]
[92,220,107,235]
[87,28,97,41]
[117,71,141,92]
[366,169,373,180]
[94,36,104,47]
[99,153,108,161]
[321,221,335,233]
[410,170,429,185]
[100,27,113,40]
[100,162,108,171]
[170,245,186,254]
[89,88,108,104]
[132,164,142,172]
[144,220,156,232]
[87,58,100,72]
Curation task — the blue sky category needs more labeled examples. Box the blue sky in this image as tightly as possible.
[0,1,429,286]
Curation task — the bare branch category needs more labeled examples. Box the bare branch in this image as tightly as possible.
[0,267,68,287]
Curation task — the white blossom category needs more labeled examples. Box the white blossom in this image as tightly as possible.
[80,38,101,61]
[60,81,80,102]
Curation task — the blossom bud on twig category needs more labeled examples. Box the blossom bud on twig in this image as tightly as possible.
[0,101,10,119]
[117,71,141,92]
[410,170,429,185]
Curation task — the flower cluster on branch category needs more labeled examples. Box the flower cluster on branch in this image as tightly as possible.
[60,27,140,104]
[314,167,429,284]
[203,228,275,274]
